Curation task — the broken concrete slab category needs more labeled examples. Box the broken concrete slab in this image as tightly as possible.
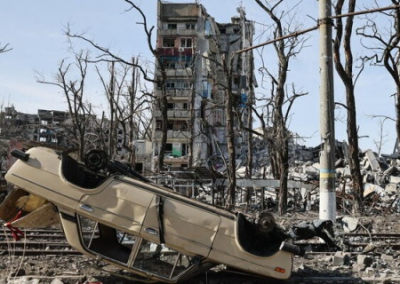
[340,216,359,233]
[332,251,350,266]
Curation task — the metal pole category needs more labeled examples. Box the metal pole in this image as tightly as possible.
[319,0,336,221]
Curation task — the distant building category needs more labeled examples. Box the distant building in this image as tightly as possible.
[152,0,255,171]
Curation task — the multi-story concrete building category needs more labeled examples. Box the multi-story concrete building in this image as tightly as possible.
[152,0,255,171]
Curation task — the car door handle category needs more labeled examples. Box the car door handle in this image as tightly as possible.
[80,204,94,212]
[144,227,158,235]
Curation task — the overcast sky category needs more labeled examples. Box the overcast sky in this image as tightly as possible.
[0,0,397,154]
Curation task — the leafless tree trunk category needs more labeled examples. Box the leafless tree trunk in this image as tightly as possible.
[333,0,363,214]
[255,0,308,215]
[222,54,237,208]
[244,54,255,207]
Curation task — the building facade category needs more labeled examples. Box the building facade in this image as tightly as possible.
[152,0,255,171]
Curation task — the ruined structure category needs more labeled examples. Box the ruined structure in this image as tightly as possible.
[152,1,255,170]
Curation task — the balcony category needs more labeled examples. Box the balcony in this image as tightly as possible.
[158,29,197,36]
[156,68,193,77]
[164,155,188,164]
[154,89,191,98]
[154,130,191,139]
[154,109,190,118]
[157,47,193,57]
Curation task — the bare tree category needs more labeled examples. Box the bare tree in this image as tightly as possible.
[96,59,152,162]
[371,115,394,155]
[36,50,96,160]
[65,1,170,172]
[254,0,308,215]
[0,42,11,53]
[333,0,364,214]
[356,1,400,151]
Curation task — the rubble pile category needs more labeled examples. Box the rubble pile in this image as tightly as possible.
[236,139,400,216]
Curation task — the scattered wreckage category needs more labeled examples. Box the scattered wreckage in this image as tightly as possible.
[1,146,313,283]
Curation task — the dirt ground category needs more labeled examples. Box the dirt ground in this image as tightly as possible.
[1,211,400,284]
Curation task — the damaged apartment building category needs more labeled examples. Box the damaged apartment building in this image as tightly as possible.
[152,0,255,172]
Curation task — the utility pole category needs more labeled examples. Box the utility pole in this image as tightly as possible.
[319,0,336,221]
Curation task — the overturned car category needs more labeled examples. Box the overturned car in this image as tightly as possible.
[2,147,303,283]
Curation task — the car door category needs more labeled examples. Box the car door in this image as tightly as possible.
[141,194,222,257]
[76,177,155,235]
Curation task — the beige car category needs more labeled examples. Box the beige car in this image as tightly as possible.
[3,147,300,283]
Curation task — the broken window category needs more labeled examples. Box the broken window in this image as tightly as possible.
[166,143,173,156]
[166,80,175,89]
[176,121,188,131]
[167,121,174,130]
[180,38,192,48]
[132,240,193,278]
[176,80,190,89]
[77,215,194,280]
[186,23,195,30]
[156,120,162,130]
[165,120,188,131]
[78,215,137,265]
[160,57,176,69]
[182,144,188,156]
[163,38,175,48]
[165,79,190,89]
[135,163,143,173]
[167,23,177,30]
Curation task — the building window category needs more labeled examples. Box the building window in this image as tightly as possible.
[174,121,188,131]
[166,80,175,89]
[180,38,192,48]
[160,57,176,68]
[167,103,174,109]
[182,144,188,156]
[167,121,174,130]
[183,103,188,110]
[156,120,162,130]
[167,23,177,29]
[163,38,175,47]
[176,80,190,89]
[165,143,173,156]
[186,23,195,30]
